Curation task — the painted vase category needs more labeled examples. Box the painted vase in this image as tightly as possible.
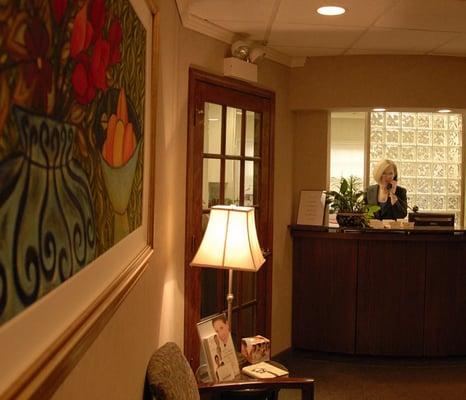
[0,107,96,325]
[100,141,141,243]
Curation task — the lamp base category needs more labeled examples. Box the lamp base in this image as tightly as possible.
[227,268,234,325]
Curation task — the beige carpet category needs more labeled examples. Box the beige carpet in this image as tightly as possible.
[275,350,466,400]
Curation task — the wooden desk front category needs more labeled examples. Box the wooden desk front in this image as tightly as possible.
[290,225,466,357]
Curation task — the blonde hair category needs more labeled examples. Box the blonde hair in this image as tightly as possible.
[373,159,398,183]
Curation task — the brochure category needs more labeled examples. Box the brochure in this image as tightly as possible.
[242,361,288,379]
[197,313,240,382]
[203,333,235,381]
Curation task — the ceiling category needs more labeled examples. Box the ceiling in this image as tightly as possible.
[176,0,466,66]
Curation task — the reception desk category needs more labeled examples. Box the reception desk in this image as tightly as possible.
[290,224,466,357]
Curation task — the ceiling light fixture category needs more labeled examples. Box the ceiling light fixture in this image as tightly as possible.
[373,108,386,112]
[438,109,451,113]
[317,6,346,16]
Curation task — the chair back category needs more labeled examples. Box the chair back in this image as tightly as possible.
[146,342,200,400]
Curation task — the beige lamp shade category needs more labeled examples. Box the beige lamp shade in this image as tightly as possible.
[190,205,265,271]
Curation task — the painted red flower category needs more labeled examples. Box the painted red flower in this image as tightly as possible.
[24,18,52,110]
[70,4,93,59]
[108,20,122,65]
[90,38,109,90]
[52,0,68,24]
[1,0,126,118]
[89,0,106,41]
[71,55,96,105]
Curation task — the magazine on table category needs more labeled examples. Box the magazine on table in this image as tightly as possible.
[197,313,240,382]
[242,361,288,379]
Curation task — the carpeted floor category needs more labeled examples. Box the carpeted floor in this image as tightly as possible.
[274,350,466,400]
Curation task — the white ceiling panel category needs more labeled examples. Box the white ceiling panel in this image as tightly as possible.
[376,0,466,33]
[431,34,466,56]
[353,28,459,53]
[177,0,466,64]
[345,48,425,55]
[270,45,346,57]
[188,0,275,22]
[206,21,268,41]
[276,0,396,27]
[269,24,365,48]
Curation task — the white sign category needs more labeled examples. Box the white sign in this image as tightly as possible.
[297,190,326,225]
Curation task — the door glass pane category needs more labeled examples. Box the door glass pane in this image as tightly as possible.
[203,158,221,208]
[244,160,256,206]
[225,159,240,205]
[204,103,222,154]
[246,111,261,157]
[242,272,256,303]
[226,107,242,156]
[241,306,256,339]
[201,269,219,318]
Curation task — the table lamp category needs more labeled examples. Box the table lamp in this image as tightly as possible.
[190,205,266,324]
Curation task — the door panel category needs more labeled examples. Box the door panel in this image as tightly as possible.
[185,69,274,368]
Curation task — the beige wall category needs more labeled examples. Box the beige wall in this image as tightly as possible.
[292,111,329,221]
[291,55,466,110]
[258,61,293,355]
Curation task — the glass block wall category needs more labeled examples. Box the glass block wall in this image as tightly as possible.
[370,112,463,223]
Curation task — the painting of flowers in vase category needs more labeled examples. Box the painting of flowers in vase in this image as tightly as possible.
[0,0,146,326]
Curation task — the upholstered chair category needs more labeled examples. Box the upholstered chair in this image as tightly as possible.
[145,342,314,400]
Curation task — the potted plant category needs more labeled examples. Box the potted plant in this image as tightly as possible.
[325,176,379,228]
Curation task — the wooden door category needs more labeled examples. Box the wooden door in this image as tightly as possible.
[185,68,274,368]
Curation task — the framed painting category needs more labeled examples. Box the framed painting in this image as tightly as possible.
[0,0,158,397]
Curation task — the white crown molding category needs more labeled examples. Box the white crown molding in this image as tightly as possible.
[175,0,298,68]
[184,14,236,44]
[263,47,293,67]
[290,57,307,68]
[176,0,234,44]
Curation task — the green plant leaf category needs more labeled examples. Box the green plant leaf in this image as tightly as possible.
[340,178,348,194]
[326,175,369,213]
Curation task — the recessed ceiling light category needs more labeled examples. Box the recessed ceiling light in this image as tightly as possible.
[317,6,346,16]
[373,108,386,112]
[438,109,451,113]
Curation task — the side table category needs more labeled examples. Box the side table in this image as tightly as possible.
[197,349,314,400]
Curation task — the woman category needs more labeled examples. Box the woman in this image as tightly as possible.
[212,314,230,346]
[366,159,408,220]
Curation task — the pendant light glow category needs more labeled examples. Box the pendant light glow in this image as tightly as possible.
[317,6,346,16]
[438,109,451,113]
[373,108,386,112]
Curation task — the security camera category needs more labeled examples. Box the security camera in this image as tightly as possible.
[249,47,266,64]
[231,40,250,60]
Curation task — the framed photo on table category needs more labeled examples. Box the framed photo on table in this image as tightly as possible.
[0,0,159,398]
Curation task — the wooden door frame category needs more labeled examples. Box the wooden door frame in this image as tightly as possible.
[184,68,275,367]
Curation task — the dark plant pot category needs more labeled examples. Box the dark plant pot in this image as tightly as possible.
[336,212,366,228]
